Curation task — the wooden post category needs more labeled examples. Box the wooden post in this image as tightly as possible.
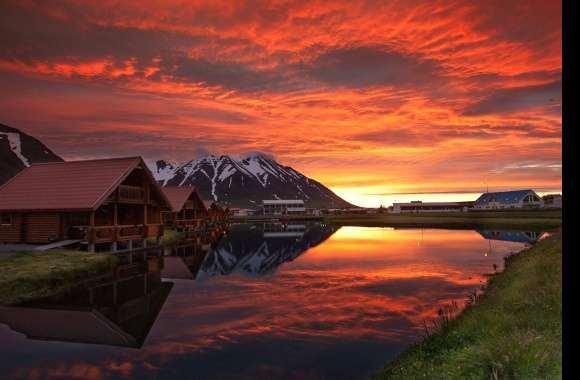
[88,210,96,253]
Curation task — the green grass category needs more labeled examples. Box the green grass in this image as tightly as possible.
[0,250,118,305]
[374,232,562,380]
[326,209,561,231]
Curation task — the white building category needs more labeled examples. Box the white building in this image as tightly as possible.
[262,200,306,215]
[391,201,471,213]
[542,194,562,209]
[473,189,543,210]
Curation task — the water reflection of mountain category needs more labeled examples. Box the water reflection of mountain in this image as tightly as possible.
[477,230,545,244]
[0,257,172,348]
[200,223,339,277]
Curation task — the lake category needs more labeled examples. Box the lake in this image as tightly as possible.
[0,224,542,379]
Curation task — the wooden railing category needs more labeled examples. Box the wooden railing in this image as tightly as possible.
[174,219,205,228]
[83,224,164,244]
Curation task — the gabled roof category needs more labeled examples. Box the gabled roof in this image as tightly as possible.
[475,189,536,205]
[162,186,201,212]
[0,156,170,212]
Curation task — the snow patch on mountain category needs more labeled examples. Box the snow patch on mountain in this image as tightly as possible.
[0,132,30,167]
[152,160,176,186]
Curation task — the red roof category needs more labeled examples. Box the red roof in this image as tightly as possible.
[0,157,169,212]
[162,186,201,212]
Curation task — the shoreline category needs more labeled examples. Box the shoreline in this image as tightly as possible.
[373,231,562,379]
[324,210,561,231]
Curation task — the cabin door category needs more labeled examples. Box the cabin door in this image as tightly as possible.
[24,213,61,243]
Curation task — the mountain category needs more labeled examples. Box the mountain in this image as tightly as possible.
[0,124,63,185]
[149,154,355,209]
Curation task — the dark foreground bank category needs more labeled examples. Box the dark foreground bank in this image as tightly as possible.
[374,232,562,379]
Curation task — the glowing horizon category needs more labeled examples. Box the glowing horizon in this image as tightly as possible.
[0,1,561,207]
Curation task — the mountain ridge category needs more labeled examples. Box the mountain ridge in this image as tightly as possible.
[0,123,355,210]
[0,123,63,185]
[150,154,355,209]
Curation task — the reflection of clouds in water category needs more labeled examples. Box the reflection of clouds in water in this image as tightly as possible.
[1,227,529,380]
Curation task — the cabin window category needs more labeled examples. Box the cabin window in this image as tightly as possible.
[0,213,12,226]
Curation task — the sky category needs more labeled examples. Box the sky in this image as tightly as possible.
[0,0,561,207]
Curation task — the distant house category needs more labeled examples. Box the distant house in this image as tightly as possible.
[0,157,170,251]
[391,201,473,213]
[542,194,562,209]
[161,186,207,230]
[473,189,543,210]
[262,200,305,216]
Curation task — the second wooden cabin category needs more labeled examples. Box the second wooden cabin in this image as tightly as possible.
[161,187,208,230]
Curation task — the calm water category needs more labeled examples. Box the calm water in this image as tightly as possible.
[0,224,541,380]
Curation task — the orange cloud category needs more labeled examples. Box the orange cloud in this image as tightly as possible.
[0,0,561,206]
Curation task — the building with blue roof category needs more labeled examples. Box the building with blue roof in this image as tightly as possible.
[474,189,543,210]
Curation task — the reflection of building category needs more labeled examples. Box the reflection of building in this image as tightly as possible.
[474,189,543,210]
[391,201,472,213]
[262,200,305,216]
[263,223,306,238]
[162,245,208,280]
[477,230,545,244]
[0,257,172,348]
[542,194,562,209]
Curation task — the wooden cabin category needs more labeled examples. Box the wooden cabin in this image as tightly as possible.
[0,157,171,252]
[160,186,207,230]
[203,200,229,224]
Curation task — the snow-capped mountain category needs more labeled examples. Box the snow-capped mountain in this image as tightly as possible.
[0,124,63,185]
[199,222,340,278]
[150,154,354,209]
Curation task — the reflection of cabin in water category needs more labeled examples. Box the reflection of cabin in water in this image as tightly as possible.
[263,223,306,238]
[0,257,172,348]
[162,244,208,280]
[477,230,545,244]
[161,187,207,230]
[0,157,171,252]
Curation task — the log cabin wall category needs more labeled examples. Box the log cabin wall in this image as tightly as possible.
[0,213,23,243]
[23,213,62,243]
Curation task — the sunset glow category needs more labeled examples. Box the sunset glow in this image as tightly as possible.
[0,0,561,207]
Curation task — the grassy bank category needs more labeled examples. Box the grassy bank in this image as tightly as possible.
[374,232,562,379]
[326,210,561,231]
[0,250,118,305]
